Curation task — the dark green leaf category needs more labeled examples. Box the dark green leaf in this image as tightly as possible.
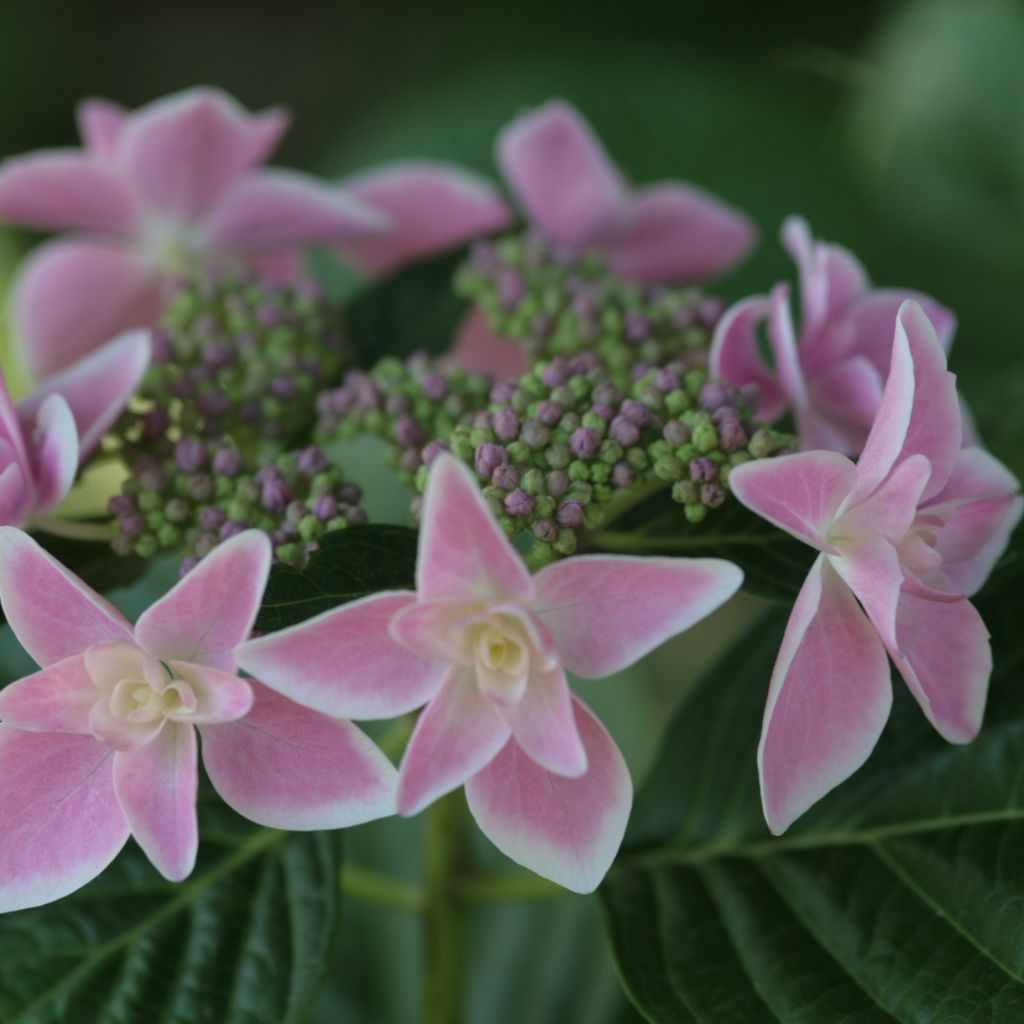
[345,248,469,365]
[0,822,342,1024]
[601,531,1024,1022]
[255,524,418,633]
[31,533,148,599]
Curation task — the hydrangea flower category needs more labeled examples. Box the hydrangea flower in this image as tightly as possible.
[711,216,956,453]
[729,301,1021,835]
[0,329,149,526]
[0,529,396,911]
[236,453,743,892]
[0,87,386,377]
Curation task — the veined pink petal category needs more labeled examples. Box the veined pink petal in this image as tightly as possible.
[532,555,742,678]
[113,722,198,882]
[396,669,511,816]
[805,355,884,454]
[0,727,127,911]
[342,161,512,277]
[836,453,932,545]
[767,282,808,410]
[729,450,857,551]
[417,453,534,604]
[167,662,253,724]
[830,535,905,650]
[0,461,30,527]
[759,557,891,835]
[14,237,163,378]
[117,87,289,219]
[26,394,79,516]
[201,682,397,830]
[891,592,990,743]
[135,530,271,671]
[389,597,476,665]
[465,695,631,893]
[0,654,94,733]
[0,150,140,233]
[236,591,446,720]
[709,296,789,421]
[503,665,586,777]
[202,169,387,251]
[498,99,629,246]
[77,98,127,158]
[447,308,529,380]
[18,329,151,459]
[0,527,133,666]
[601,182,756,283]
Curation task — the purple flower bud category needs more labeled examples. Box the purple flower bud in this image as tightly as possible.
[535,401,563,428]
[490,381,517,404]
[541,360,569,389]
[475,442,508,479]
[555,500,584,528]
[492,408,520,442]
[312,495,339,520]
[620,399,653,427]
[339,483,363,504]
[521,421,551,450]
[399,448,422,474]
[175,439,207,473]
[625,311,651,342]
[270,376,297,399]
[118,513,147,539]
[385,394,412,416]
[699,381,730,411]
[261,478,291,514]
[179,556,200,577]
[689,457,718,482]
[591,404,616,422]
[199,506,227,531]
[498,268,525,309]
[718,419,748,454]
[186,474,214,502]
[201,341,233,369]
[197,392,231,418]
[570,427,601,459]
[532,519,558,543]
[592,382,622,406]
[395,416,423,448]
[546,470,569,496]
[212,447,242,477]
[663,420,690,446]
[504,489,534,517]
[141,409,171,438]
[421,372,448,402]
[109,494,136,517]
[654,367,681,393]
[696,297,726,328]
[219,520,245,541]
[421,440,448,466]
[609,416,640,447]
[256,303,285,328]
[347,507,368,525]
[612,462,636,488]
[492,464,521,491]
[297,446,328,476]
[700,483,727,508]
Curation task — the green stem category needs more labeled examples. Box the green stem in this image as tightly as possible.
[32,517,114,542]
[341,864,424,912]
[422,791,473,1024]
[588,527,780,553]
[456,871,570,904]
[377,714,415,761]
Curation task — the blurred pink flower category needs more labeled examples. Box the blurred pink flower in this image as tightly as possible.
[711,216,957,453]
[0,87,387,378]
[730,301,1021,835]
[0,329,149,526]
[0,530,396,910]
[237,453,742,892]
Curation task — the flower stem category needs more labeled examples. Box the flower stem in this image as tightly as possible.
[422,791,473,1024]
[32,517,114,542]
[456,871,569,904]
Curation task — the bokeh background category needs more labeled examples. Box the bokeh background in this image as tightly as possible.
[1,1,1022,1021]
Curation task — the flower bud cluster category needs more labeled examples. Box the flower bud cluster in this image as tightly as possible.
[454,232,724,369]
[118,265,348,459]
[110,440,366,573]
[425,353,793,565]
[315,353,493,483]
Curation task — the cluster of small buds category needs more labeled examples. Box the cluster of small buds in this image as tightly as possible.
[315,353,494,483]
[110,441,366,572]
[116,264,348,460]
[423,353,793,565]
[453,232,725,371]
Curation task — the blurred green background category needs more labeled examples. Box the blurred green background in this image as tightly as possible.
[1,1,1022,1021]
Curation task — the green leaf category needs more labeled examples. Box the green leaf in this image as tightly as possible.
[255,524,418,633]
[345,248,469,365]
[0,823,342,1024]
[31,533,148,600]
[600,534,1024,1022]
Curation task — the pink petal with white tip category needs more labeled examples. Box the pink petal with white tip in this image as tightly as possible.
[805,355,884,453]
[167,662,253,724]
[26,394,79,515]
[0,461,29,527]
[417,454,534,604]
[135,530,271,671]
[77,98,127,158]
[758,557,891,835]
[113,722,198,882]
[0,527,133,666]
[201,682,397,830]
[503,665,586,777]
[498,100,628,246]
[532,555,742,678]
[465,695,631,893]
[0,727,127,911]
[0,654,94,733]
[396,669,510,817]
[236,591,446,720]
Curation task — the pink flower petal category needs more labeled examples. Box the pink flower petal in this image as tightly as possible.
[18,328,151,460]
[135,530,271,671]
[342,161,512,277]
[831,536,905,650]
[600,182,756,283]
[759,556,892,835]
[237,591,445,719]
[117,87,289,220]
[503,665,586,777]
[532,555,742,678]
[0,150,139,233]
[202,169,387,251]
[113,722,198,882]
[891,592,990,743]
[396,669,511,816]
[25,394,79,516]
[0,461,30,527]
[447,307,529,380]
[767,282,808,410]
[0,527,133,666]
[497,100,629,246]
[0,654,94,733]
[167,662,253,724]
[14,237,163,377]
[805,355,884,454]
[0,727,127,911]
[837,452,932,545]
[417,453,534,604]
[465,694,631,893]
[729,450,858,551]
[201,682,397,829]
[709,296,789,421]
[77,98,127,158]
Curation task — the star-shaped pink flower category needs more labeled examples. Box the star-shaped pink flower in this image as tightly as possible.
[729,300,1021,834]
[0,87,388,377]
[711,216,956,453]
[236,453,742,892]
[0,529,396,911]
